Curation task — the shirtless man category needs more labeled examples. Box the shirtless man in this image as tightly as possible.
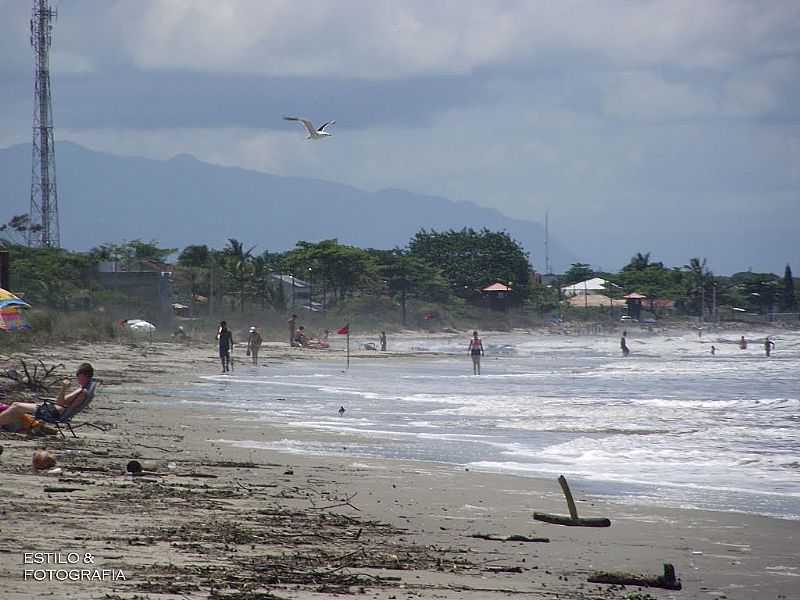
[0,362,95,432]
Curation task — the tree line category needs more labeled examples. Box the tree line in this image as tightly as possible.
[2,213,797,320]
[561,253,797,316]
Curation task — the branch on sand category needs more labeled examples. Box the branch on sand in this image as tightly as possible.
[588,563,682,590]
[469,533,550,543]
[533,475,611,527]
[1,359,65,392]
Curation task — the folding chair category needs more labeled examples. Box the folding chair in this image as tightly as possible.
[36,379,109,438]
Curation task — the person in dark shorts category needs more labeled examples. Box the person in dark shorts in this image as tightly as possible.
[218,321,234,372]
[468,330,484,375]
[379,331,387,351]
[620,334,630,357]
[764,337,775,357]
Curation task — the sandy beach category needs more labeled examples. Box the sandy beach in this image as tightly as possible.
[1,338,797,600]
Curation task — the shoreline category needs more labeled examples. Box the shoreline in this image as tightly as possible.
[1,340,798,599]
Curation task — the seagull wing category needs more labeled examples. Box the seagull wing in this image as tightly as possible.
[283,116,318,136]
[318,120,336,132]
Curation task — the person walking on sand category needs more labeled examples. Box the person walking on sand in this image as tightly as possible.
[379,331,387,352]
[247,326,263,365]
[468,331,484,375]
[739,335,747,350]
[764,337,775,357]
[288,314,298,347]
[217,321,234,373]
[620,333,630,357]
[710,345,716,356]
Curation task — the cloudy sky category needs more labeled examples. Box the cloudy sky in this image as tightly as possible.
[1,0,798,272]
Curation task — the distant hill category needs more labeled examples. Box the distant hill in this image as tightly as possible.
[0,142,576,269]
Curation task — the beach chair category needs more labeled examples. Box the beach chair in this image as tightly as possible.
[36,379,108,438]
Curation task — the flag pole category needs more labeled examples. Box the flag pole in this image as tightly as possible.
[346,324,350,370]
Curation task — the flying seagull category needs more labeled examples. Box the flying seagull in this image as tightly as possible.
[284,116,335,140]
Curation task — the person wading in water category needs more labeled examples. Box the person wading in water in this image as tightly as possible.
[218,321,234,373]
[468,331,485,375]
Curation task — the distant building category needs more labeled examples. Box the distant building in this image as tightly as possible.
[95,261,174,325]
[481,281,513,310]
[270,273,322,311]
[561,277,619,297]
[624,292,646,320]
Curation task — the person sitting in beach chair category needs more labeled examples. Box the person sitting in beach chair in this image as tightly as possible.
[294,326,309,347]
[0,363,100,437]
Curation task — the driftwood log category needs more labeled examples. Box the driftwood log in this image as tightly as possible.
[469,533,550,543]
[533,475,611,527]
[588,563,682,590]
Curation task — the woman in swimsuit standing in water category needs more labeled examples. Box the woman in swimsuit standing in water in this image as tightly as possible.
[468,330,485,375]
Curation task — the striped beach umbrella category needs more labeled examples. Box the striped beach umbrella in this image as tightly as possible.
[0,288,31,332]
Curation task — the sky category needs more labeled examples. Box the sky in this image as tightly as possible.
[1,0,798,273]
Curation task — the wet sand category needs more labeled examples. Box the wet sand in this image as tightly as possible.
[0,339,797,599]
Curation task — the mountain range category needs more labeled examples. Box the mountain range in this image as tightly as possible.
[0,142,575,270]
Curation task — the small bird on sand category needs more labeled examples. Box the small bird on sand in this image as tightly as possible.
[284,116,335,140]
[338,406,346,416]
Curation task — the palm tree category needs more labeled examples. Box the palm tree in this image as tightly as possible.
[223,238,256,313]
[629,252,651,271]
[250,253,281,310]
[684,257,712,318]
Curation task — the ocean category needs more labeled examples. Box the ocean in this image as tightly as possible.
[158,329,800,520]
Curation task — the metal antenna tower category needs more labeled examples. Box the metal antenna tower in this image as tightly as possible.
[544,209,551,274]
[28,0,60,248]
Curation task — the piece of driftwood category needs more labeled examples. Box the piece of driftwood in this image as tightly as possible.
[533,475,611,527]
[588,563,681,590]
[485,565,524,573]
[469,533,550,543]
[43,486,82,493]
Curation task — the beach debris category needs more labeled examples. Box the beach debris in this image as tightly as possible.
[134,443,181,453]
[126,459,161,474]
[2,359,64,392]
[469,533,550,543]
[533,475,611,527]
[485,565,524,573]
[588,563,682,590]
[32,449,56,470]
[43,485,82,493]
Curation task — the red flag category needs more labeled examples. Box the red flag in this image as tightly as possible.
[337,325,350,335]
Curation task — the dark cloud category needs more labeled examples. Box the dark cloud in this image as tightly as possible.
[0,68,491,131]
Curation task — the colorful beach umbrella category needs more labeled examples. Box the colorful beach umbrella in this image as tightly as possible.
[0,288,32,332]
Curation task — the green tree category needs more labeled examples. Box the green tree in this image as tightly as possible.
[376,249,452,324]
[5,244,97,309]
[178,245,210,268]
[622,252,664,272]
[408,228,531,304]
[250,252,284,310]
[561,263,594,285]
[285,239,379,304]
[0,214,41,246]
[176,245,210,314]
[223,239,255,313]
[90,239,176,269]
[730,271,780,314]
[782,264,796,311]
[683,257,713,317]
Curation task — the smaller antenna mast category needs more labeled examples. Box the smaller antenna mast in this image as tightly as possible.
[544,210,551,274]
